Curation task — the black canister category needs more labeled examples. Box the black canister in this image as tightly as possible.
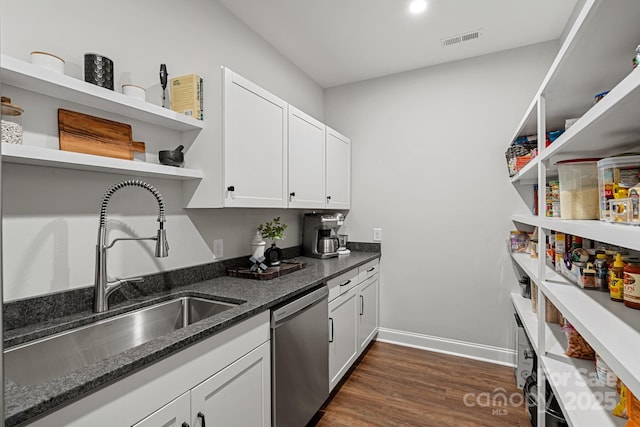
[84,53,114,90]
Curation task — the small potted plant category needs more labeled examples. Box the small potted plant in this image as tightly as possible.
[258,216,287,266]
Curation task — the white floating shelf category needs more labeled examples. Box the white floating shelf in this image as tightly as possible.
[2,144,203,180]
[0,54,204,132]
[511,293,624,427]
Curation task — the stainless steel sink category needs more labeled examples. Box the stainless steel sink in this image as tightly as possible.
[4,296,238,386]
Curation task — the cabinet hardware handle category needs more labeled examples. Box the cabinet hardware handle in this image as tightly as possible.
[197,412,206,427]
[290,192,295,197]
[360,295,364,315]
[367,267,375,272]
[340,280,351,287]
[182,423,190,427]
[227,186,235,192]
[326,195,332,202]
[329,317,334,342]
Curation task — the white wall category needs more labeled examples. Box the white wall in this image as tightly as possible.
[0,0,322,301]
[324,42,557,356]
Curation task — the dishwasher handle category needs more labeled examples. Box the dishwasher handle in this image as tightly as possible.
[272,286,328,326]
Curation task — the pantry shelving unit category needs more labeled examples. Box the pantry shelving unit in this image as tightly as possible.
[511,254,626,427]
[0,54,204,180]
[508,0,640,426]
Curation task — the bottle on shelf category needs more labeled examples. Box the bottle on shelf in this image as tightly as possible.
[595,253,609,292]
[623,261,640,309]
[609,253,625,302]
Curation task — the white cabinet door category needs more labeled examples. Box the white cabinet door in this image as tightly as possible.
[328,287,358,391]
[223,68,287,208]
[358,276,379,353]
[132,392,190,427]
[325,127,351,209]
[288,106,326,209]
[191,341,270,427]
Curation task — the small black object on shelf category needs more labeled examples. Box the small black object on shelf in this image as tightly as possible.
[84,54,114,90]
[159,145,184,167]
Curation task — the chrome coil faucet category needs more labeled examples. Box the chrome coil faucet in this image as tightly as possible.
[94,180,169,313]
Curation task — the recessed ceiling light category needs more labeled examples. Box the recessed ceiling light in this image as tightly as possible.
[409,0,427,14]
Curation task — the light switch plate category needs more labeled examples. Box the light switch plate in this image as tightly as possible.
[373,228,382,242]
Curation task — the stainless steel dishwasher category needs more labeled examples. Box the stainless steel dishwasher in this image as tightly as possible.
[272,285,329,427]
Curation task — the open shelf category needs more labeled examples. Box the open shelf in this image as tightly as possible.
[1,144,203,180]
[512,214,640,253]
[540,280,640,402]
[540,0,640,130]
[540,67,640,165]
[511,293,624,427]
[0,54,204,132]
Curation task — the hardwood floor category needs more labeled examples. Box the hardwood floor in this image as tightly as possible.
[313,342,531,427]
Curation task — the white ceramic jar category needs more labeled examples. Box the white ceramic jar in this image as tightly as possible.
[30,51,65,74]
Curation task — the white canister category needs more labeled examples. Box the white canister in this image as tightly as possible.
[30,51,65,74]
[250,231,266,259]
[122,84,146,101]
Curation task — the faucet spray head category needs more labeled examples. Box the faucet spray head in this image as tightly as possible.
[155,225,169,258]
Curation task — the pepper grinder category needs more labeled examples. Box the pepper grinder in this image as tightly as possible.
[160,64,168,108]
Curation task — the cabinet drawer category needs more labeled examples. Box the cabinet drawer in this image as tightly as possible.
[328,269,359,301]
[358,259,379,283]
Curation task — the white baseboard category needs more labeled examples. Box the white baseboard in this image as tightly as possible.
[376,327,516,367]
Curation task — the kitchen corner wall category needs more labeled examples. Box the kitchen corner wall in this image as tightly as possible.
[0,0,323,301]
[324,41,557,360]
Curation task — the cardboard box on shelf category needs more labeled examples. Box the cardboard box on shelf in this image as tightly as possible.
[170,74,203,120]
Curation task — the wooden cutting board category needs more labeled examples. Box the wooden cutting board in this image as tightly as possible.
[58,109,145,160]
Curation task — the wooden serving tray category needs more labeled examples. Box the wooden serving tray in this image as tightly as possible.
[58,109,145,160]
[227,261,305,280]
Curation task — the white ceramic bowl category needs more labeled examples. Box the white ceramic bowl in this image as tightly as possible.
[122,84,146,101]
[30,51,65,74]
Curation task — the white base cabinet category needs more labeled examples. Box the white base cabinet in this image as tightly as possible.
[31,312,270,427]
[329,285,359,391]
[328,259,379,391]
[358,275,379,353]
[132,392,190,427]
[135,342,270,427]
[191,341,270,427]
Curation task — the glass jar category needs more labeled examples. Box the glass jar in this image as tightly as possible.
[1,96,24,145]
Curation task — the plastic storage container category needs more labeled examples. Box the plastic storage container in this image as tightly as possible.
[557,159,599,219]
[597,155,640,222]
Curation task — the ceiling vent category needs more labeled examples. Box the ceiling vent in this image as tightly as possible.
[440,29,483,48]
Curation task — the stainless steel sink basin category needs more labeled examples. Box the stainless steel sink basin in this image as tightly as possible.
[4,296,238,386]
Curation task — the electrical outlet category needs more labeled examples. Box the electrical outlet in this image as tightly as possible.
[213,239,224,259]
[373,228,382,242]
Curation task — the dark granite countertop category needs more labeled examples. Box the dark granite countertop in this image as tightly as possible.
[4,251,380,426]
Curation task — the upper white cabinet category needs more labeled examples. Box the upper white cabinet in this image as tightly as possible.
[222,67,288,208]
[288,106,326,209]
[222,67,351,210]
[325,127,351,209]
